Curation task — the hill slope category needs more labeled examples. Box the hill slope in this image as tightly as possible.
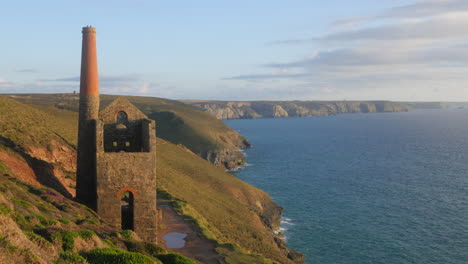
[0,96,303,264]
[5,94,249,170]
[0,173,199,264]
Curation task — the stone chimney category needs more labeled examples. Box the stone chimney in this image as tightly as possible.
[76,26,100,210]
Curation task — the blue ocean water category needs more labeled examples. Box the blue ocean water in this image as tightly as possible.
[225,110,468,264]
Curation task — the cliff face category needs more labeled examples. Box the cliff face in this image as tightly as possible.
[186,100,410,119]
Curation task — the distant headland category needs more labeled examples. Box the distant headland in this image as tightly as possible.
[184,100,444,120]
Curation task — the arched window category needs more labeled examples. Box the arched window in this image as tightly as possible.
[117,111,128,124]
[120,191,134,230]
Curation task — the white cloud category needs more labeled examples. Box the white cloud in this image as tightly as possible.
[0,78,14,89]
[224,0,468,101]
[139,82,150,94]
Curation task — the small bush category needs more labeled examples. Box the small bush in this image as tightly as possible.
[24,231,52,247]
[62,230,78,251]
[81,248,159,264]
[121,230,133,240]
[102,239,115,247]
[0,204,12,215]
[59,218,70,225]
[12,199,31,208]
[125,241,167,256]
[79,229,96,239]
[13,212,31,229]
[55,251,88,264]
[34,214,49,226]
[156,253,196,264]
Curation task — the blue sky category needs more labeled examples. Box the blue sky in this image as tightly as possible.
[1,0,467,101]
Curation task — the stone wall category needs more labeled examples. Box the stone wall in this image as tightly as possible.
[95,97,158,243]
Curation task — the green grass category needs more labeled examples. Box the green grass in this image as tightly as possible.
[156,253,196,264]
[156,141,294,263]
[0,96,77,148]
[0,175,198,263]
[55,252,88,264]
[24,231,53,248]
[0,204,12,215]
[81,248,160,264]
[0,95,294,263]
[61,229,78,251]
[0,161,8,175]
[59,218,70,225]
[121,230,133,240]
[78,229,96,239]
[216,244,273,264]
[124,241,167,257]
[3,94,248,167]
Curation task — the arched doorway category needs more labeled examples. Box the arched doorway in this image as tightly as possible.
[120,191,134,230]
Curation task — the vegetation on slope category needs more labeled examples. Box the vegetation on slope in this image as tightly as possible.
[0,174,196,264]
[0,95,303,263]
[156,141,300,263]
[5,93,249,170]
[0,96,77,197]
[0,96,77,148]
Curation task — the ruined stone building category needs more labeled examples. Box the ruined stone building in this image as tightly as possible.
[76,26,157,243]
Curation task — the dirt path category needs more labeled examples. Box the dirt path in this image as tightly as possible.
[158,204,221,264]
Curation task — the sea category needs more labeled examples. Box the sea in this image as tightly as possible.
[225,109,468,264]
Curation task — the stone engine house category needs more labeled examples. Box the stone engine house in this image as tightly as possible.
[76,26,157,243]
[95,98,158,243]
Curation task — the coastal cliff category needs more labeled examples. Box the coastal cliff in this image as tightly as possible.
[185,100,411,119]
[0,95,303,264]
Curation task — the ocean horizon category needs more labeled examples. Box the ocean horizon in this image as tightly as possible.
[227,109,467,264]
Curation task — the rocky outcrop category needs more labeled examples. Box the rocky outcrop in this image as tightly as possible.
[186,100,410,120]
[203,130,251,170]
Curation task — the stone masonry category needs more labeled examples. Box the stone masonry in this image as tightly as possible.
[76,27,158,243]
[95,97,158,243]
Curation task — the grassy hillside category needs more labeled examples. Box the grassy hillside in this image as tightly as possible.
[0,96,303,264]
[5,93,249,169]
[0,96,77,148]
[0,174,197,264]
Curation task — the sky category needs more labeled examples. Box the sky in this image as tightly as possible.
[1,0,468,101]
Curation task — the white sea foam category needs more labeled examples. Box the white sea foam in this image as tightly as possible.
[274,216,295,241]
[226,163,252,173]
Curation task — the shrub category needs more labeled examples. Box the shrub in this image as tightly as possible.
[59,218,70,225]
[12,199,31,208]
[121,230,133,240]
[34,214,49,226]
[156,253,196,264]
[81,248,159,264]
[125,241,167,256]
[0,204,12,215]
[24,231,52,247]
[78,230,96,239]
[55,251,88,264]
[62,230,78,251]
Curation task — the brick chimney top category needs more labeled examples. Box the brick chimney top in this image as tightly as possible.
[82,26,96,33]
